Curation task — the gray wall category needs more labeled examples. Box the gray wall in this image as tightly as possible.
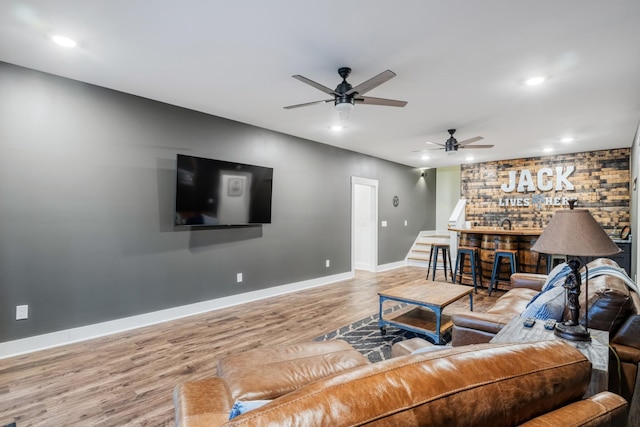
[0,62,436,342]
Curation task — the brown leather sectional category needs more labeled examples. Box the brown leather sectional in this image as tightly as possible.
[174,339,627,426]
[451,258,640,424]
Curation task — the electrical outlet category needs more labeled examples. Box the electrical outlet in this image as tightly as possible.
[404,220,408,226]
[325,259,330,268]
[16,305,29,320]
[236,273,243,283]
[381,221,387,227]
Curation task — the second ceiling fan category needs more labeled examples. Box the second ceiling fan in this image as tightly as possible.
[284,67,407,119]
[417,129,494,154]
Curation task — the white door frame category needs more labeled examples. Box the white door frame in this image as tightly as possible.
[351,176,378,272]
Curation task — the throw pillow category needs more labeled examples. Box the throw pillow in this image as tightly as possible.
[228,400,272,420]
[521,285,565,321]
[541,262,571,292]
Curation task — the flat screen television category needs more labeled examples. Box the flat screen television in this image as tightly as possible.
[175,154,273,226]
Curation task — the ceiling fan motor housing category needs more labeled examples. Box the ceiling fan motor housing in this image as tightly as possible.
[335,67,355,106]
[335,74,355,107]
[445,137,458,152]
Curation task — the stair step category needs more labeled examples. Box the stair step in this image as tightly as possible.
[412,248,431,254]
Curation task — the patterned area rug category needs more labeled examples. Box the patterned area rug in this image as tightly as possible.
[314,305,449,363]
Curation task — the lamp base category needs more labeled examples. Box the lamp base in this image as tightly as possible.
[554,322,591,341]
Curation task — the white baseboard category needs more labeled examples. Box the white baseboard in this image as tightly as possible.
[376,260,407,272]
[0,271,354,360]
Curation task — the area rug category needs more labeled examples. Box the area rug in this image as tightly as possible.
[314,305,449,363]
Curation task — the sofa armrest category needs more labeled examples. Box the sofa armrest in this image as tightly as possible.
[518,392,628,426]
[611,342,640,365]
[452,312,515,335]
[174,377,233,427]
[612,312,640,350]
[510,273,546,291]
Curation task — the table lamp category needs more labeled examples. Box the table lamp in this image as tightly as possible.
[531,201,621,341]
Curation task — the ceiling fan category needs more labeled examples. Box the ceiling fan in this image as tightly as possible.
[284,67,407,119]
[416,129,494,154]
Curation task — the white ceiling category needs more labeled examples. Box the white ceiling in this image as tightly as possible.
[1,0,639,168]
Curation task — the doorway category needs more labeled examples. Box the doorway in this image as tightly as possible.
[352,176,378,272]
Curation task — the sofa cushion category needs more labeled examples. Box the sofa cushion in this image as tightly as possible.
[217,339,370,401]
[581,274,634,333]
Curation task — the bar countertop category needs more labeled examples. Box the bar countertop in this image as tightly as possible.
[448,227,544,236]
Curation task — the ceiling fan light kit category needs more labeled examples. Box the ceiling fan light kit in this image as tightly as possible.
[334,99,354,120]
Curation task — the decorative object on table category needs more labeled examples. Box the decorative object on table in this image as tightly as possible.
[620,225,630,240]
[531,200,621,341]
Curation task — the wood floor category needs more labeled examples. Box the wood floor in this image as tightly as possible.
[0,266,502,427]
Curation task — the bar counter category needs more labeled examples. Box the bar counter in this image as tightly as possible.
[448,227,545,287]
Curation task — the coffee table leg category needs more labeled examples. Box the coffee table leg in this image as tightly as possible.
[469,293,473,311]
[434,307,442,344]
[378,296,387,335]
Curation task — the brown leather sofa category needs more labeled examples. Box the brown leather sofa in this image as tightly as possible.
[450,258,640,425]
[174,339,627,426]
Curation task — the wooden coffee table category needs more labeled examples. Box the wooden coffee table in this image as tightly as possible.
[378,280,473,345]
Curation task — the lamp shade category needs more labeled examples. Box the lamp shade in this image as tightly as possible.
[532,208,621,257]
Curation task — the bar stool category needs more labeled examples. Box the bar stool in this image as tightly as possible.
[489,249,518,296]
[426,243,453,282]
[535,253,568,274]
[453,246,482,293]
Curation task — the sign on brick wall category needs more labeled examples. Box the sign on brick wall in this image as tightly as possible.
[460,149,630,233]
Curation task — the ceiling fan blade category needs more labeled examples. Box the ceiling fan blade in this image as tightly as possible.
[292,75,339,96]
[355,96,407,107]
[424,141,445,147]
[345,70,396,96]
[283,99,334,109]
[412,146,446,152]
[456,136,484,147]
[412,148,445,153]
[459,144,494,149]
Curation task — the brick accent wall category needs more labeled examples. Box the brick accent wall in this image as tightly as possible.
[461,148,630,235]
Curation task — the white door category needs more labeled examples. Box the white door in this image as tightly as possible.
[352,177,378,271]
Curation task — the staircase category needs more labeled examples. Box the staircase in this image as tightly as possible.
[406,231,452,267]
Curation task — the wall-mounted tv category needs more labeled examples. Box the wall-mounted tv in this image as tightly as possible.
[175,154,273,226]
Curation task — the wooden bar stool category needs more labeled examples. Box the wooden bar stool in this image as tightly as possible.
[453,246,482,293]
[426,243,453,282]
[489,249,517,296]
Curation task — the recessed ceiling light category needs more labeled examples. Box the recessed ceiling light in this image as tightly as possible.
[421,155,430,160]
[465,156,474,162]
[561,137,574,143]
[330,125,343,131]
[52,35,77,48]
[543,147,553,153]
[525,76,546,86]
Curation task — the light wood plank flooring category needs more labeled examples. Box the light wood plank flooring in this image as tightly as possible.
[0,266,502,426]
